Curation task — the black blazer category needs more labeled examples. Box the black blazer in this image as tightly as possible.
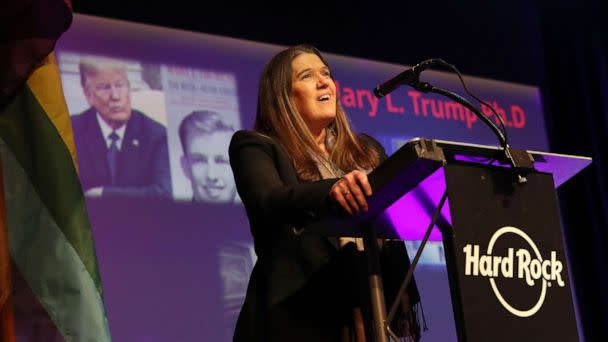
[230,130,419,341]
[230,130,344,302]
[71,107,171,198]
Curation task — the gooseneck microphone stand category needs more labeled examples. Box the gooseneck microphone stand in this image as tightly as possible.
[377,59,536,341]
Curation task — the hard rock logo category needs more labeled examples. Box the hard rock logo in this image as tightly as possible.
[463,226,565,317]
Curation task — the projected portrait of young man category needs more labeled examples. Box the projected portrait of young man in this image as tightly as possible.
[71,56,171,198]
[178,110,237,203]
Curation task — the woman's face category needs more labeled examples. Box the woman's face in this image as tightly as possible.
[291,53,337,133]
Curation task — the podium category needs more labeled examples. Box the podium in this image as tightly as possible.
[306,138,591,342]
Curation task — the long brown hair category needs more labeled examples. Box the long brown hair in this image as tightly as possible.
[254,44,380,180]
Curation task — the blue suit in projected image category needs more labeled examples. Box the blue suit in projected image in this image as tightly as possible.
[71,56,171,198]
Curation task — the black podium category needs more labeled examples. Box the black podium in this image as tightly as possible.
[306,138,591,342]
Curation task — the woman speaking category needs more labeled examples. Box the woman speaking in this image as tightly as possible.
[230,45,421,342]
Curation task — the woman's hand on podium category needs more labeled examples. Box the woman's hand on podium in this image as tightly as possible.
[329,170,372,215]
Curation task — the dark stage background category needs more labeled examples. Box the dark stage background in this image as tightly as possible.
[71,0,608,340]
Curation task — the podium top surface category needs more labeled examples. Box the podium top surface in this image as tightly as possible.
[304,138,592,240]
[432,139,592,187]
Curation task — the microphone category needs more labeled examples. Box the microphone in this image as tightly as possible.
[373,59,439,98]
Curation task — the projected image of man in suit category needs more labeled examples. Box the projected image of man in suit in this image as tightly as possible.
[71,56,171,198]
[179,110,237,203]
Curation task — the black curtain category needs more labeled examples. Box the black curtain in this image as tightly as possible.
[539,1,608,340]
